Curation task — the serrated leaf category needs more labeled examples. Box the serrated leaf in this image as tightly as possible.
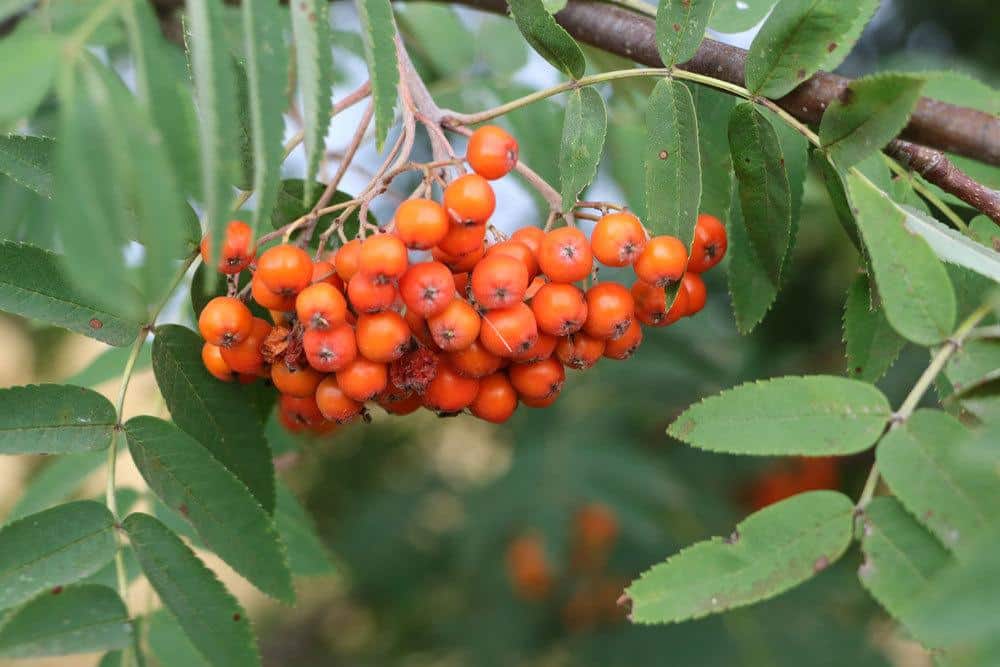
[656,0,714,67]
[356,0,398,151]
[669,375,891,455]
[746,0,860,98]
[709,0,775,32]
[824,0,878,66]
[726,188,778,333]
[124,417,293,601]
[0,32,59,131]
[626,491,854,623]
[4,451,105,522]
[843,274,906,382]
[900,206,1000,284]
[0,0,33,22]
[0,241,144,346]
[945,339,1000,397]
[147,610,211,667]
[814,151,865,254]
[858,496,951,647]
[845,171,956,345]
[508,0,586,79]
[728,102,791,283]
[276,482,335,576]
[692,85,735,220]
[876,410,1000,558]
[292,0,333,202]
[398,4,475,77]
[769,107,808,278]
[558,86,606,211]
[0,134,53,198]
[124,513,261,667]
[242,0,288,235]
[152,325,275,513]
[64,342,152,389]
[820,73,926,168]
[98,651,123,667]
[0,585,130,658]
[0,501,116,610]
[0,384,115,455]
[186,0,240,271]
[644,78,701,247]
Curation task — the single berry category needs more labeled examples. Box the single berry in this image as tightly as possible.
[256,244,314,296]
[428,298,481,352]
[486,240,538,279]
[509,357,565,401]
[432,243,485,273]
[303,323,358,372]
[510,226,545,257]
[347,272,397,313]
[399,261,455,318]
[603,319,643,360]
[471,253,530,309]
[436,222,487,257]
[443,173,497,225]
[688,213,728,273]
[394,198,450,250]
[556,333,605,370]
[470,372,518,423]
[200,220,256,274]
[538,227,593,284]
[531,282,588,336]
[582,282,635,340]
[202,343,236,382]
[480,303,539,358]
[359,233,408,282]
[271,362,324,398]
[335,357,388,401]
[315,375,363,424]
[220,317,272,375]
[446,339,503,378]
[311,260,344,291]
[423,362,480,413]
[251,273,296,312]
[356,311,412,363]
[467,125,518,180]
[335,238,363,282]
[296,282,348,330]
[512,332,557,364]
[633,235,687,287]
[198,296,253,348]
[590,211,646,267]
[279,394,326,430]
[681,271,707,317]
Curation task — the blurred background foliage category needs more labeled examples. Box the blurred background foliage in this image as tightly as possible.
[1,0,996,665]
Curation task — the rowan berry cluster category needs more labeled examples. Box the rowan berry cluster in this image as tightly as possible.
[196,125,728,434]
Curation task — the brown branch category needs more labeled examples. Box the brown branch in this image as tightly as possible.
[886,139,1000,224]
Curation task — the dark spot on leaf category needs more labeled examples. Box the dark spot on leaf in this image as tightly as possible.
[851,207,859,215]
[780,158,785,167]
[813,555,830,573]
[725,530,740,544]
[924,510,935,520]
[658,150,669,160]
[673,22,680,32]
[179,503,189,517]
[233,613,241,621]
[52,586,63,595]
[854,366,863,374]
[89,318,103,330]
[839,88,855,105]
[827,42,837,53]
[796,69,806,79]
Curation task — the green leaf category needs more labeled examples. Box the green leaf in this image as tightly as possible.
[0,585,130,658]
[900,206,1000,284]
[558,86,607,211]
[508,0,586,79]
[745,0,860,98]
[356,0,398,151]
[820,73,926,168]
[146,610,211,667]
[692,85,735,220]
[0,32,60,131]
[64,342,152,389]
[98,651,123,667]
[669,375,891,455]
[626,491,855,623]
[0,384,116,455]
[726,189,778,333]
[397,4,475,77]
[0,501,116,610]
[858,497,951,646]
[824,0,879,67]
[709,0,775,32]
[186,0,240,270]
[728,102,792,283]
[269,178,367,244]
[242,0,288,235]
[0,241,144,346]
[292,0,333,202]
[0,134,53,198]
[123,513,261,667]
[769,107,808,278]
[877,410,1000,559]
[276,483,335,576]
[124,417,293,601]
[656,0,714,66]
[845,170,956,345]
[0,0,33,22]
[152,325,275,512]
[478,17,529,78]
[644,78,701,247]
[843,274,906,382]
[946,339,1000,397]
[4,451,105,522]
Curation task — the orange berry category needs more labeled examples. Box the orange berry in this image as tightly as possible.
[574,503,619,553]
[538,227,593,283]
[506,534,552,600]
[335,238,363,282]
[480,303,539,358]
[347,272,397,313]
[682,271,707,316]
[380,393,423,416]
[200,220,256,274]
[404,308,436,349]
[688,213,728,273]
[486,240,538,279]
[603,319,642,360]
[531,282,587,336]
[471,253,530,310]
[634,235,687,287]
[394,198,449,250]
[336,357,388,401]
[202,343,236,382]
[467,125,518,180]
[303,323,358,372]
[582,282,634,340]
[512,331,557,363]
[359,233,408,282]
[271,362,324,398]
[436,222,487,257]
[470,372,518,423]
[590,212,646,267]
[296,282,348,330]
[428,298,481,352]
[556,333,605,370]
[256,244,313,296]
[443,173,496,225]
[311,260,344,290]
[279,394,326,430]
[510,226,545,257]
[220,317,272,375]
[521,390,560,408]
[423,363,480,412]
[251,273,296,311]
[453,271,470,296]
[446,338,503,378]
[631,280,666,326]
[509,357,564,400]
[356,311,411,363]
[399,261,455,318]
[198,296,253,348]
[315,375,363,424]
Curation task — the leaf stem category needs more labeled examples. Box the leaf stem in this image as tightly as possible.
[880,154,972,235]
